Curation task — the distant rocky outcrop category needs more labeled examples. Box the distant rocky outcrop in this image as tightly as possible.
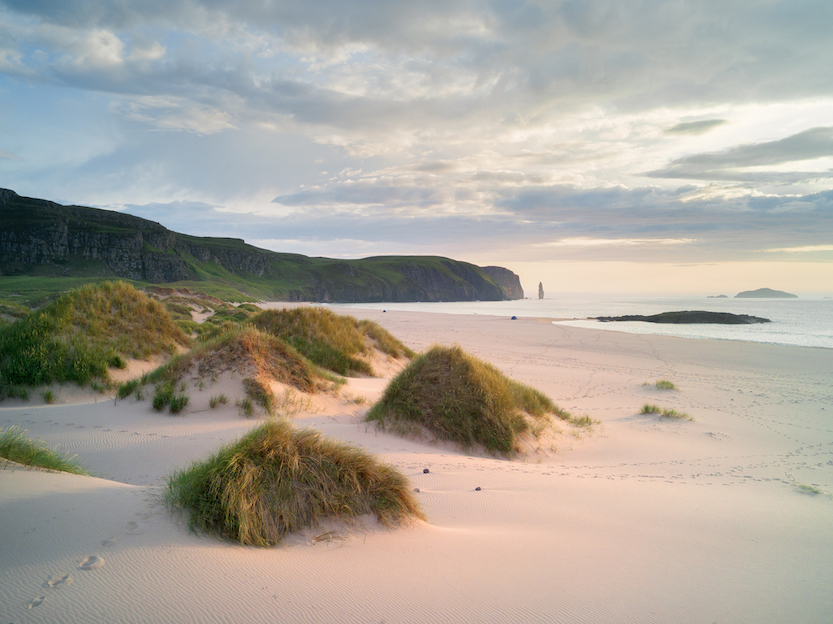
[707,295,728,298]
[594,311,771,324]
[735,288,797,299]
[0,189,523,302]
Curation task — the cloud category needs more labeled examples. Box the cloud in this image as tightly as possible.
[1,0,833,280]
[647,127,833,181]
[535,237,695,248]
[0,149,22,160]
[665,119,727,135]
[763,244,833,253]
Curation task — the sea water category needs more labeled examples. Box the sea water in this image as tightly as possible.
[334,296,833,350]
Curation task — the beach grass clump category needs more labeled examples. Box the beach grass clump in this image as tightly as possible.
[641,404,694,421]
[242,377,276,416]
[117,378,141,400]
[0,281,190,389]
[252,308,413,376]
[152,380,189,414]
[654,380,676,390]
[0,426,88,475]
[165,420,425,546]
[236,396,255,416]
[367,345,568,455]
[209,394,228,409]
[40,389,56,404]
[795,484,823,496]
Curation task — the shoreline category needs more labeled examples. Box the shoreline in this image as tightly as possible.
[2,308,832,623]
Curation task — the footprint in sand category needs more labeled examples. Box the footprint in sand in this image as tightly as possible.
[28,596,45,609]
[46,573,73,588]
[79,555,105,571]
[125,521,146,535]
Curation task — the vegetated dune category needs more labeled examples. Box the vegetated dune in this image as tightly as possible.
[366,344,583,457]
[252,307,414,376]
[166,419,425,546]
[0,281,190,396]
[118,325,333,416]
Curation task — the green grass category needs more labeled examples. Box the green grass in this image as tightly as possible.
[209,394,228,409]
[654,380,676,390]
[252,308,413,377]
[117,378,142,399]
[41,389,56,404]
[236,397,254,417]
[641,404,694,421]
[165,420,425,546]
[0,426,88,474]
[794,484,824,496]
[367,345,570,456]
[0,281,190,389]
[242,377,276,415]
[152,380,189,414]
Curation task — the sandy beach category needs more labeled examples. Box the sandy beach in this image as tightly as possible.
[2,308,832,623]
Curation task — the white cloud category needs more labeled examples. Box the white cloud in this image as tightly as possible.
[535,237,696,248]
[764,245,833,253]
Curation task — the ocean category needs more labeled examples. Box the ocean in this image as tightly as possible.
[333,296,833,350]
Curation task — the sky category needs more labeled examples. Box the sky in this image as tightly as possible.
[1,0,832,296]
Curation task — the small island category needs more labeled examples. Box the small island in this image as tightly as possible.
[593,311,771,324]
[735,288,797,299]
[707,295,728,299]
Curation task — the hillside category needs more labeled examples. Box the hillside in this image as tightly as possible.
[0,189,523,303]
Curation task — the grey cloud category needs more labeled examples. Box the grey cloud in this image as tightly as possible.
[273,184,442,208]
[647,127,833,181]
[5,0,833,133]
[665,120,727,135]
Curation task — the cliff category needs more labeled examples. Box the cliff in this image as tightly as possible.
[0,189,523,302]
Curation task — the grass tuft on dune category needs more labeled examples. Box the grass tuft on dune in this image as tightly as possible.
[0,426,88,475]
[0,281,189,393]
[165,419,425,546]
[367,344,570,456]
[253,307,413,376]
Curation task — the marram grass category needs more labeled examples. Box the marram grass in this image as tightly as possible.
[367,345,571,456]
[0,426,88,475]
[165,420,424,546]
[253,307,413,376]
[641,404,694,421]
[0,280,189,389]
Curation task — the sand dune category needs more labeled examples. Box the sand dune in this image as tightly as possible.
[2,310,832,623]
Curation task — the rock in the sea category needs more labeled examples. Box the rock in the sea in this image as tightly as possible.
[593,311,771,324]
[735,288,797,298]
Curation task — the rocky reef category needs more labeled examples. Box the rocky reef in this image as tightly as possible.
[594,311,771,324]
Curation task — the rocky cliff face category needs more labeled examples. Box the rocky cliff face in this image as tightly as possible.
[0,189,524,302]
[480,266,525,299]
